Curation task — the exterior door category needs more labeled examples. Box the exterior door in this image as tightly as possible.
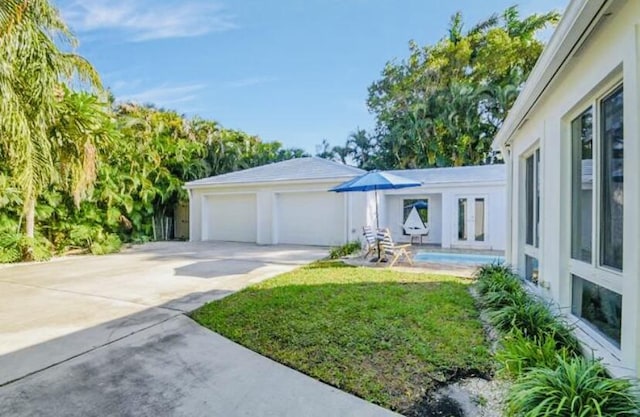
[456,195,487,245]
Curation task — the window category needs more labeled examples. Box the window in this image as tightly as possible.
[525,255,539,284]
[525,150,541,248]
[458,198,467,240]
[571,108,593,263]
[402,199,428,235]
[600,87,624,270]
[570,85,623,270]
[474,198,485,241]
[572,275,622,347]
[523,148,540,284]
[569,83,623,346]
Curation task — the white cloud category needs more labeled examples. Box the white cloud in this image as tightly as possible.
[61,0,236,41]
[118,84,206,107]
[224,76,277,89]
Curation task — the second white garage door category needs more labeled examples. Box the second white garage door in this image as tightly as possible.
[276,192,345,246]
[204,193,256,242]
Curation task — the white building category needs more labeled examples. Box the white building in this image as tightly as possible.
[184,157,506,250]
[493,0,639,377]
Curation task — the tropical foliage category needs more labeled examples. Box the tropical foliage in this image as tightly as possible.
[318,6,560,169]
[475,264,640,416]
[0,1,307,262]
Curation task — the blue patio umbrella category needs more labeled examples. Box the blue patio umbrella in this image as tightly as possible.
[330,171,421,228]
[404,200,428,210]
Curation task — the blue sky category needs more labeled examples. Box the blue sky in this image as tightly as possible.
[56,0,568,154]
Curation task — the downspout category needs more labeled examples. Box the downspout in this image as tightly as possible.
[504,144,514,265]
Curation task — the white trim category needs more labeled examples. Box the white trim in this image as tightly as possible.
[184,176,357,190]
[452,193,490,248]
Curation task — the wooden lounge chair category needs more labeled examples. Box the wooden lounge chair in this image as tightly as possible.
[362,226,378,259]
[377,228,413,267]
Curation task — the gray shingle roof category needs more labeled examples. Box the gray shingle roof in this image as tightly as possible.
[388,164,505,185]
[185,157,366,187]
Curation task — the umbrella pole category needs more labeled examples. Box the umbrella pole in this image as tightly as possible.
[374,188,383,262]
[375,189,379,229]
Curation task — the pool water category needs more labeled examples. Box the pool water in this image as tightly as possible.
[414,251,505,266]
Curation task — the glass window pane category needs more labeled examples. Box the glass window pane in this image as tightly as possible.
[402,199,428,235]
[535,150,540,248]
[571,108,593,263]
[600,86,623,270]
[571,275,622,347]
[525,155,534,245]
[525,255,539,285]
[474,198,485,241]
[458,198,467,240]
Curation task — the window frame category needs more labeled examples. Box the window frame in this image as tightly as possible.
[454,193,489,244]
[565,78,623,352]
[521,144,541,263]
[401,197,429,236]
[567,80,624,293]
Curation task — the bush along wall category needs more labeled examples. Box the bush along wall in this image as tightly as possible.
[473,264,640,417]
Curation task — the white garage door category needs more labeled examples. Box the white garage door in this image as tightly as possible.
[205,194,257,242]
[276,192,345,246]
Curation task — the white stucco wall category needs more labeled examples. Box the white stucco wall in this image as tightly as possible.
[381,183,506,251]
[502,0,640,376]
[188,179,373,246]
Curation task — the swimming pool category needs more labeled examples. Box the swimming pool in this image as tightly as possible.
[414,251,505,266]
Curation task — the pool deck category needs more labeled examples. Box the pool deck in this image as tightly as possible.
[343,245,505,279]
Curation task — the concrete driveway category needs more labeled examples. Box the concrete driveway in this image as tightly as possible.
[0,242,398,417]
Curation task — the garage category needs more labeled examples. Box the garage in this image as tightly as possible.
[204,193,257,242]
[185,157,368,245]
[276,192,346,246]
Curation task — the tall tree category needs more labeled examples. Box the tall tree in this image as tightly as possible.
[0,0,101,251]
[366,6,559,168]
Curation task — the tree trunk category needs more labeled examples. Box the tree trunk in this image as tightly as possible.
[25,195,35,238]
[23,194,36,261]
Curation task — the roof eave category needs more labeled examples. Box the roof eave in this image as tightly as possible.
[492,0,611,150]
[183,175,361,190]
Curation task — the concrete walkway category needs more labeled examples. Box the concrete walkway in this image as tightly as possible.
[0,242,398,417]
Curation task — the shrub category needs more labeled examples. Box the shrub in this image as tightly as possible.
[0,233,53,263]
[480,287,529,310]
[329,240,362,259]
[506,356,640,416]
[488,298,580,353]
[475,267,520,298]
[496,328,574,379]
[475,262,513,282]
[90,233,122,255]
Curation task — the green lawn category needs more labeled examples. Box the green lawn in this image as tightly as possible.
[192,261,492,414]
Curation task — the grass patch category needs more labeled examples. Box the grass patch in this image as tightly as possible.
[192,261,492,414]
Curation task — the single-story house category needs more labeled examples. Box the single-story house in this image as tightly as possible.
[184,157,506,250]
[493,0,639,377]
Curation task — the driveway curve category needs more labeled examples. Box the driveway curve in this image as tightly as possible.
[0,241,398,417]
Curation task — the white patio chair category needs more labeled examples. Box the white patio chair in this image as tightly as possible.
[377,228,413,267]
[362,226,378,259]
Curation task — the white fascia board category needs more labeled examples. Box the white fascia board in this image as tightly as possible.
[381,180,506,193]
[183,176,358,190]
[492,0,610,150]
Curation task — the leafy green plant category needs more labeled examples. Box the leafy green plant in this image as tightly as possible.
[497,328,574,379]
[0,232,22,263]
[89,233,122,255]
[488,298,579,353]
[506,357,640,416]
[476,266,521,297]
[475,262,514,282]
[329,240,362,259]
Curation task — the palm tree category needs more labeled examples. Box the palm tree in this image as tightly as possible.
[0,0,101,251]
